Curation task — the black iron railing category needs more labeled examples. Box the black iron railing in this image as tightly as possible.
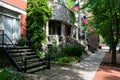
[0,30,26,72]
[27,33,51,70]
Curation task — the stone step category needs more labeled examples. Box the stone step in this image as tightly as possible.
[2,45,49,73]
[26,65,48,73]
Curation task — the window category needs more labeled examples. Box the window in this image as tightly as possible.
[0,15,3,30]
[49,21,55,35]
[57,0,65,5]
[15,19,20,40]
[0,15,2,44]
[4,16,13,43]
[0,7,21,43]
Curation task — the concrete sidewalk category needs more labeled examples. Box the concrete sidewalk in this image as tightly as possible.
[75,49,106,80]
[30,49,107,80]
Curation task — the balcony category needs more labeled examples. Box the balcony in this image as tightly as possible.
[49,1,74,25]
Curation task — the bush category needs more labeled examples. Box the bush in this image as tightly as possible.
[62,46,84,57]
[47,46,67,59]
[52,56,79,63]
[0,68,25,80]
[48,46,86,63]
[17,37,27,46]
[53,57,70,63]
[71,56,79,62]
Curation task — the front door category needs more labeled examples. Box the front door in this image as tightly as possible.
[4,16,20,44]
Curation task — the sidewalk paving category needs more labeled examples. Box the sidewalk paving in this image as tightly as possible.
[32,48,107,80]
[25,47,120,80]
[75,49,106,80]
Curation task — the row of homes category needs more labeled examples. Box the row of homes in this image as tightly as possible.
[0,0,79,46]
[0,0,99,73]
[0,0,87,73]
[0,0,99,51]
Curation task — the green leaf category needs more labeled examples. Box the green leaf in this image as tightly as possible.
[27,0,52,52]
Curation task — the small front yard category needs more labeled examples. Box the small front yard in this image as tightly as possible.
[47,45,87,64]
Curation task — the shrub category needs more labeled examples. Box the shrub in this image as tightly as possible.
[48,46,86,63]
[62,46,84,57]
[47,46,67,59]
[17,37,27,46]
[52,56,79,63]
[71,56,79,62]
[0,68,25,80]
[59,57,69,63]
[54,57,70,63]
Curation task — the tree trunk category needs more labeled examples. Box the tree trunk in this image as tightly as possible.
[111,43,116,65]
[109,45,112,53]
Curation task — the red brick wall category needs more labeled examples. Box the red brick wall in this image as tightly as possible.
[3,0,26,10]
[21,14,26,37]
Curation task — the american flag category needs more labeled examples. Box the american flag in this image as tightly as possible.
[71,3,80,11]
[81,15,88,25]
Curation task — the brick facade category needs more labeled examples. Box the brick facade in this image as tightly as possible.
[3,0,26,10]
[1,0,27,37]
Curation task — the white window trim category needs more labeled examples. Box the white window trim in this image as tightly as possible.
[0,12,21,43]
[0,12,20,19]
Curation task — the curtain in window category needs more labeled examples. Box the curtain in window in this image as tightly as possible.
[0,15,2,44]
[4,16,13,44]
[0,15,2,30]
[15,19,20,40]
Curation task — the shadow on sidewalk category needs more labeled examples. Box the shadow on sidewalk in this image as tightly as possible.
[35,65,85,80]
[75,50,106,71]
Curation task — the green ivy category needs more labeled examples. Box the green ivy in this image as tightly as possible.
[66,0,76,24]
[27,0,52,52]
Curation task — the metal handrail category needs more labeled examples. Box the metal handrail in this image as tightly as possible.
[0,30,26,72]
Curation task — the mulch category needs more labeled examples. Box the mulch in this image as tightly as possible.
[93,52,120,80]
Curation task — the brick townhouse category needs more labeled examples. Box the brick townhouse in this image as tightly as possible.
[0,0,27,43]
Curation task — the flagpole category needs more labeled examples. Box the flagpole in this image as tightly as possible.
[76,0,80,41]
[78,0,85,41]
[78,0,81,40]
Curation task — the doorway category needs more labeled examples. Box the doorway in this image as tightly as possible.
[4,16,20,43]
